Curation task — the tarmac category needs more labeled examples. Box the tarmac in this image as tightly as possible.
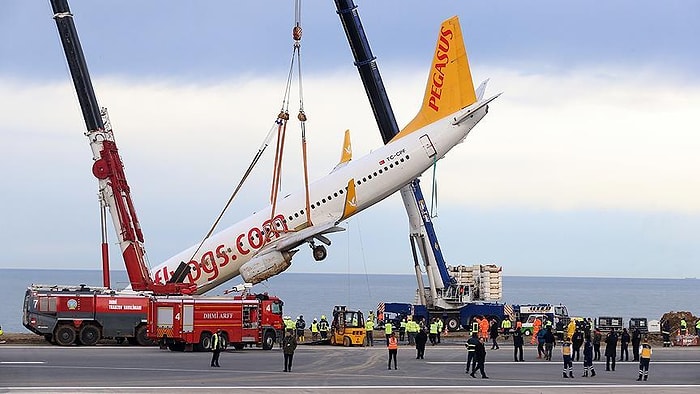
[1,337,699,393]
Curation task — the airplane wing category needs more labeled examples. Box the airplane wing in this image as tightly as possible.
[274,221,346,252]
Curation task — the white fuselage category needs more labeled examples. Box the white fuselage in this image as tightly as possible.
[152,104,489,294]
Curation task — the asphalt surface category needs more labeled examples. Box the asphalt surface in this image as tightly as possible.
[1,338,699,393]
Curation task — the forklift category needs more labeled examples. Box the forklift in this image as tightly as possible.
[330,305,366,347]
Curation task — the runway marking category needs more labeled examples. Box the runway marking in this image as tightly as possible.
[428,361,700,365]
[3,384,700,390]
[0,361,46,364]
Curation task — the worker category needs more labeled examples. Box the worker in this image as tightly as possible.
[489,319,500,350]
[368,310,375,325]
[282,328,297,372]
[561,336,574,378]
[406,318,418,345]
[387,332,398,370]
[310,319,319,341]
[501,317,512,338]
[536,326,546,359]
[210,328,223,368]
[470,336,488,379]
[582,335,596,377]
[283,316,295,333]
[436,317,444,344]
[0,324,4,344]
[365,316,374,346]
[619,328,630,361]
[471,318,480,336]
[593,328,602,360]
[399,318,407,342]
[429,319,438,346]
[566,319,577,342]
[512,321,524,362]
[572,328,584,361]
[465,331,479,373]
[531,317,542,345]
[637,338,653,381]
[319,315,329,340]
[696,318,700,336]
[680,318,687,335]
[479,316,489,343]
[415,327,427,359]
[384,320,393,346]
[661,320,671,347]
[605,329,618,371]
[544,326,556,361]
[295,315,306,343]
[631,326,642,361]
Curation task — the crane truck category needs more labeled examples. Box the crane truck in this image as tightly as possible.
[335,0,510,331]
[23,0,285,350]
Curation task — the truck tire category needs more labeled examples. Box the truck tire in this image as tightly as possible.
[54,325,76,346]
[262,330,275,350]
[196,332,212,352]
[446,317,461,332]
[78,324,101,346]
[523,328,532,336]
[135,325,155,346]
[343,336,351,347]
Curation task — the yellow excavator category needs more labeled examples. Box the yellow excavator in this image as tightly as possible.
[329,305,366,347]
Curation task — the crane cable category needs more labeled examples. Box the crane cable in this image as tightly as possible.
[186,0,311,265]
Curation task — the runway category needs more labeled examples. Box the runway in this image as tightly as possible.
[1,340,699,393]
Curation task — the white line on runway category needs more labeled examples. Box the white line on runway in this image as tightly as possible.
[428,361,700,365]
[0,361,45,364]
[3,384,700,390]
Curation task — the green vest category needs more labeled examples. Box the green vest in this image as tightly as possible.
[430,322,438,334]
[385,322,393,334]
[365,320,374,330]
[437,319,443,331]
[502,319,512,329]
[311,322,319,333]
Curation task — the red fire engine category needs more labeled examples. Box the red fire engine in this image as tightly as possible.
[149,292,284,351]
[23,284,153,346]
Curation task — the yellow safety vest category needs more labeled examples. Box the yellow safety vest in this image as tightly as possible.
[365,320,374,331]
[430,322,438,334]
[385,323,393,334]
[311,322,319,333]
[562,342,572,356]
[502,319,512,329]
[641,344,652,359]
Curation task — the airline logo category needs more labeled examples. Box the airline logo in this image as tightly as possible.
[428,25,453,112]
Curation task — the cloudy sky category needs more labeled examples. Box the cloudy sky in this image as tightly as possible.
[1,1,698,280]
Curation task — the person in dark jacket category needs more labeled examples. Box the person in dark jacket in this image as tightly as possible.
[210,329,224,367]
[631,327,642,361]
[536,327,547,359]
[592,329,602,361]
[572,329,584,362]
[470,339,488,379]
[489,319,500,350]
[282,329,297,372]
[544,327,556,361]
[512,322,524,362]
[465,332,480,373]
[619,328,630,361]
[582,335,596,377]
[605,329,618,371]
[415,328,428,359]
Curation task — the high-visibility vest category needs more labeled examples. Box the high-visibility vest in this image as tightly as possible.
[472,321,479,333]
[437,319,443,331]
[388,337,398,350]
[640,344,652,359]
[319,320,329,332]
[681,319,687,328]
[365,320,374,331]
[430,322,438,334]
[311,322,319,333]
[385,322,393,335]
[400,321,406,330]
[501,319,512,329]
[212,333,221,350]
[562,341,572,356]
[696,320,700,330]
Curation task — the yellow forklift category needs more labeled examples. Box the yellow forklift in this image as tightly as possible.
[330,305,366,346]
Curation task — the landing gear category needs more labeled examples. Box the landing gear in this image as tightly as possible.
[312,244,327,261]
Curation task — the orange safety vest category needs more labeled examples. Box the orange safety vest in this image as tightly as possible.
[388,337,398,350]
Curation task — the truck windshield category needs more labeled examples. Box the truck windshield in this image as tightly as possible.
[271,301,282,315]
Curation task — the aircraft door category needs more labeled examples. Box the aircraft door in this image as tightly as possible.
[420,135,437,158]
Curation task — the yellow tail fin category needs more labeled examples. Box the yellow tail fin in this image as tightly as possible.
[392,16,477,141]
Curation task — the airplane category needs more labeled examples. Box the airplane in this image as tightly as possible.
[151,16,500,295]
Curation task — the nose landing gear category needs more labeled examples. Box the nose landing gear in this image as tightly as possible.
[312,244,327,261]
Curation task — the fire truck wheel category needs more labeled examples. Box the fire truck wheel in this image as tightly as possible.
[446,317,460,332]
[78,325,101,346]
[523,328,532,336]
[262,330,275,350]
[196,332,212,352]
[343,336,351,347]
[54,325,76,346]
[136,325,154,346]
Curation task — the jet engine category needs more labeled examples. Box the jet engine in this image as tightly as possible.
[239,250,296,284]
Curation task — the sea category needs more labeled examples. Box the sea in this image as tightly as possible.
[2,269,698,333]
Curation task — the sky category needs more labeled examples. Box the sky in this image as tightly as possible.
[1,0,699,280]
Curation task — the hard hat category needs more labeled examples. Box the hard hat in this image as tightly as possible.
[321,315,326,319]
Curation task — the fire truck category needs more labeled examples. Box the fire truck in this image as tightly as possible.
[23,284,152,346]
[148,292,284,351]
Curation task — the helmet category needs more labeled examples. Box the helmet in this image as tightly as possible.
[321,315,326,319]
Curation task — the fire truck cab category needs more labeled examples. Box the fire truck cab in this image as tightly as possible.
[149,292,284,351]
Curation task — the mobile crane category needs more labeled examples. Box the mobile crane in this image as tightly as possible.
[335,0,507,330]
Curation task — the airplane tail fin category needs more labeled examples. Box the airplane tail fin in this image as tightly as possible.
[392,16,477,141]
